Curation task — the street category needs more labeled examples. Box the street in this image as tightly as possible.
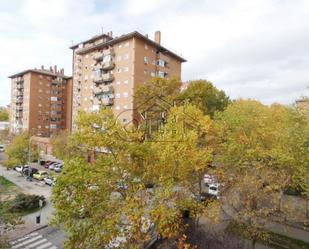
[0,152,66,248]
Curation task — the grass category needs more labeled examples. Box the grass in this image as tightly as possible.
[0,176,42,216]
[0,176,20,196]
[227,221,309,249]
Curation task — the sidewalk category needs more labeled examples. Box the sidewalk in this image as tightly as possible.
[0,165,54,239]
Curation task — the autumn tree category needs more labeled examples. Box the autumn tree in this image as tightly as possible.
[214,100,303,248]
[52,105,215,248]
[4,133,39,169]
[179,80,230,118]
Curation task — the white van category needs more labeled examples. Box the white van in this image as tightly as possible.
[0,145,4,152]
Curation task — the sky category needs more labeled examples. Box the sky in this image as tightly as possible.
[1,0,308,106]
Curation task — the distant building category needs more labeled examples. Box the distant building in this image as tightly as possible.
[70,30,186,128]
[8,66,73,137]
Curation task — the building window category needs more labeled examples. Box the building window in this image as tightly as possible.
[144,69,148,74]
[145,44,148,50]
[118,44,122,49]
[123,92,128,98]
[123,118,127,123]
[156,71,167,78]
[116,81,121,85]
[123,67,129,72]
[116,106,120,110]
[123,54,129,60]
[151,72,155,77]
[123,105,128,109]
[157,59,166,67]
[144,56,149,64]
[124,80,129,84]
[117,68,122,73]
[125,42,130,47]
[117,56,122,61]
[116,93,121,98]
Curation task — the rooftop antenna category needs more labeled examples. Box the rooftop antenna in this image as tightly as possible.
[101,27,104,34]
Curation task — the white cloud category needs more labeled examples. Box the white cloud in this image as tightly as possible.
[0,0,308,106]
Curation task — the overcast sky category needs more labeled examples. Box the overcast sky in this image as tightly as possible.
[1,0,308,106]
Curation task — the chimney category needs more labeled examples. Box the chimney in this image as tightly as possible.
[154,31,161,44]
[54,65,57,73]
[41,65,44,70]
[50,66,53,72]
[145,34,148,38]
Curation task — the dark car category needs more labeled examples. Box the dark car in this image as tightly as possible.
[23,167,39,177]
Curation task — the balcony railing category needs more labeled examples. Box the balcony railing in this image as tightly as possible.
[93,73,114,84]
[93,52,103,61]
[102,61,115,70]
[93,85,114,96]
[101,97,114,106]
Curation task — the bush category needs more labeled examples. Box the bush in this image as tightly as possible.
[9,193,46,213]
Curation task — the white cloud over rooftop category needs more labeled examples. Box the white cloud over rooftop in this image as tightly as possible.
[0,0,308,106]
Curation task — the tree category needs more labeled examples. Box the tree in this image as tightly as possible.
[4,133,39,169]
[50,130,75,161]
[214,100,302,248]
[52,105,215,248]
[0,109,9,121]
[179,80,230,118]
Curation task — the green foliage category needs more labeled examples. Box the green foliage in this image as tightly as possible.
[50,130,74,160]
[0,109,9,121]
[52,106,215,248]
[9,193,46,213]
[4,133,39,169]
[213,100,309,247]
[179,80,230,118]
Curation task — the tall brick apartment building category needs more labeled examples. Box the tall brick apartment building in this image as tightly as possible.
[8,66,73,137]
[70,30,186,128]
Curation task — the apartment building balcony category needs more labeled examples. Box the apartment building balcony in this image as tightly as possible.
[93,85,114,96]
[16,106,23,111]
[93,73,114,84]
[16,78,24,83]
[102,61,115,70]
[100,97,114,106]
[16,84,24,90]
[93,52,103,61]
[103,47,115,56]
[16,98,23,104]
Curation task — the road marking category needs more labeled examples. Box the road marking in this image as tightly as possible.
[10,232,39,245]
[11,235,43,249]
[24,238,47,248]
[36,242,53,249]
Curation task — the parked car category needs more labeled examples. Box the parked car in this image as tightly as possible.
[15,165,28,173]
[48,162,59,170]
[33,171,49,181]
[207,183,220,199]
[54,164,63,173]
[44,176,56,186]
[43,161,53,168]
[0,145,5,152]
[23,167,39,177]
